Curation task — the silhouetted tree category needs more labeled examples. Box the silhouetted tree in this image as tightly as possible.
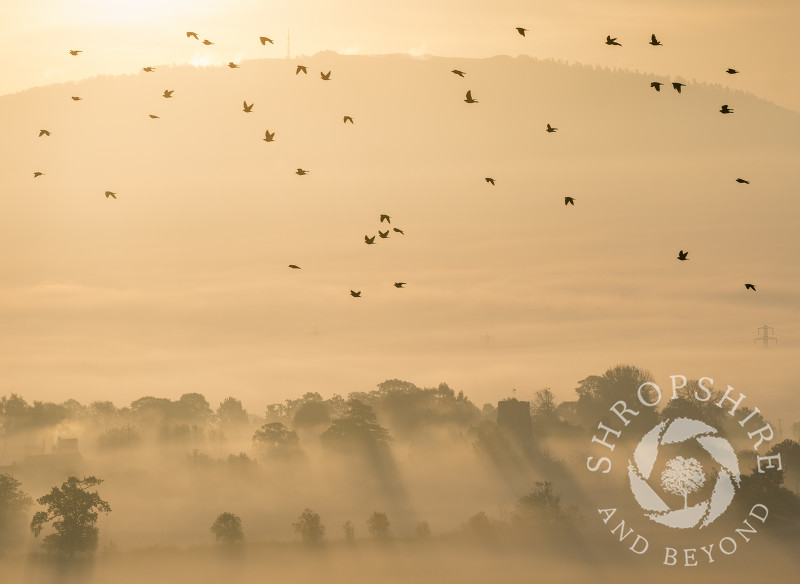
[211,512,244,545]
[30,476,111,556]
[88,400,119,427]
[253,422,299,457]
[514,481,583,530]
[415,521,431,538]
[342,520,355,542]
[173,393,213,425]
[0,473,32,553]
[366,511,390,539]
[216,397,249,431]
[320,399,390,450]
[96,425,141,450]
[293,508,325,544]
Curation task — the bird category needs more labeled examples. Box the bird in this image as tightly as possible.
[516,27,528,37]
[745,283,756,291]
[288,264,301,269]
[726,68,739,74]
[243,101,253,113]
[38,129,51,137]
[378,230,389,238]
[320,71,331,80]
[451,69,465,77]
[149,114,159,119]
[105,191,116,199]
[546,123,557,133]
[186,32,199,40]
[485,178,495,185]
[296,168,309,175]
[672,82,685,93]
[228,62,239,68]
[260,36,273,45]
[380,214,391,223]
[350,290,361,297]
[677,250,689,261]
[606,35,622,46]
[71,96,82,101]
[69,50,82,56]
[142,67,155,72]
[202,39,214,45]
[365,235,375,245]
[650,81,664,92]
[464,90,478,103]
[720,104,734,114]
[296,65,307,75]
[649,34,662,46]
[565,196,575,205]
[163,90,174,98]
[394,282,406,288]
[393,228,404,235]
[263,130,275,142]
[736,178,750,184]
[33,172,44,178]
[343,116,354,124]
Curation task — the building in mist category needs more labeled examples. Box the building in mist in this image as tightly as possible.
[496,398,533,451]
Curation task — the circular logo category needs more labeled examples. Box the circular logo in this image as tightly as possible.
[627,417,741,529]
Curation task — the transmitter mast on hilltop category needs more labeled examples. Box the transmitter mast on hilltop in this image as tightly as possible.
[754,324,777,348]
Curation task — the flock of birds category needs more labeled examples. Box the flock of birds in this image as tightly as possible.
[30,28,760,296]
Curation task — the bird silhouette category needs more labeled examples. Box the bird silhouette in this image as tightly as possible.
[672,82,685,93]
[677,250,689,261]
[320,71,331,80]
[71,96,82,101]
[163,90,174,98]
[263,130,275,142]
[260,37,273,45]
[745,283,756,291]
[464,90,478,103]
[296,168,309,175]
[228,62,240,68]
[243,101,253,112]
[69,50,82,56]
[296,65,307,75]
[546,123,557,133]
[149,114,159,119]
[720,104,734,114]
[394,282,406,288]
[451,69,465,77]
[202,39,214,45]
[186,32,199,40]
[142,67,155,72]
[33,172,44,178]
[650,81,664,91]
[343,116,354,124]
[516,27,528,37]
[288,264,301,269]
[565,196,575,205]
[649,34,662,46]
[378,230,389,238]
[736,178,750,184]
[380,214,391,223]
[38,129,51,137]
[350,290,361,297]
[393,228,405,235]
[485,177,495,185]
[365,235,376,245]
[105,191,116,199]
[726,68,739,74]
[606,35,622,46]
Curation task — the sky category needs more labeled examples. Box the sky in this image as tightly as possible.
[1,1,799,422]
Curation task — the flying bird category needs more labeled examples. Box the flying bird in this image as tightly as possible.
[243,101,253,112]
[516,27,528,37]
[202,39,214,45]
[38,129,51,137]
[380,214,391,223]
[296,65,307,75]
[71,96,82,101]
[378,230,389,238]
[464,90,478,103]
[33,172,44,178]
[350,290,361,297]
[142,67,155,72]
[546,123,557,133]
[649,34,662,46]
[288,265,301,269]
[394,282,406,288]
[485,177,495,185]
[163,90,174,98]
[260,36,273,45]
[296,168,309,175]
[565,196,575,205]
[736,178,750,184]
[228,62,240,68]
[69,50,82,56]
[320,71,331,80]
[650,81,664,92]
[720,104,734,114]
[393,228,404,235]
[606,36,622,46]
[672,82,685,93]
[343,116,354,124]
[186,32,199,40]
[365,235,375,245]
[677,250,689,261]
[149,114,159,119]
[726,68,739,74]
[745,283,756,291]
[263,130,275,142]
[451,69,465,77]
[105,191,116,199]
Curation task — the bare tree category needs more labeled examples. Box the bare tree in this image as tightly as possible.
[661,456,706,509]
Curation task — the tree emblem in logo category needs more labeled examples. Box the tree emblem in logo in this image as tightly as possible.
[627,418,741,529]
